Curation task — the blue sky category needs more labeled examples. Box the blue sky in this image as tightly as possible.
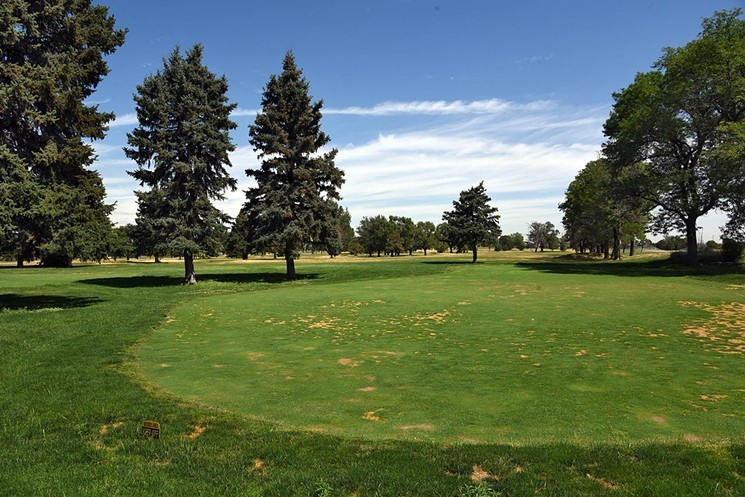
[92,0,741,241]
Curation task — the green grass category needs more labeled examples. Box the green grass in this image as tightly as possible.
[1,252,744,496]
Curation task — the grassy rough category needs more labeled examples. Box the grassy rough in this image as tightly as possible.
[1,252,744,496]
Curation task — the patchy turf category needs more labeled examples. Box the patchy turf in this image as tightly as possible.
[1,251,744,496]
[138,253,745,445]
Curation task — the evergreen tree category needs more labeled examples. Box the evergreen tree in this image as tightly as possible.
[125,44,237,283]
[246,52,344,279]
[442,182,501,263]
[0,0,126,266]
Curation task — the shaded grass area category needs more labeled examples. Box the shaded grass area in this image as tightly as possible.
[1,254,744,496]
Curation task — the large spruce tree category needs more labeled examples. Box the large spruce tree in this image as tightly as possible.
[125,44,237,283]
[0,0,126,266]
[442,182,501,263]
[246,52,344,279]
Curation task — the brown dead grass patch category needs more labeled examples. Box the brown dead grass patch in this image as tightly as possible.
[362,410,384,422]
[338,358,363,367]
[185,424,206,439]
[358,386,376,392]
[471,464,499,483]
[250,459,267,476]
[679,301,745,355]
[650,416,667,424]
[245,352,265,361]
[586,473,618,489]
[397,424,434,431]
[99,421,125,436]
[684,434,703,443]
[159,363,170,368]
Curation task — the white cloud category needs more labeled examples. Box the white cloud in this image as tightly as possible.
[231,107,260,117]
[109,113,139,127]
[325,98,554,116]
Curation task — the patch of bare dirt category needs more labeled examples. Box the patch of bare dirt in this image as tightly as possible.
[679,301,745,355]
[650,416,667,424]
[358,386,376,392]
[159,363,170,368]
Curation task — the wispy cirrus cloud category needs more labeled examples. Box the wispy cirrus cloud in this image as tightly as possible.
[325,98,554,116]
[102,97,608,234]
[109,113,139,127]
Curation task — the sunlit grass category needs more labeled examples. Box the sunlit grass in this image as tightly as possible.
[1,251,743,496]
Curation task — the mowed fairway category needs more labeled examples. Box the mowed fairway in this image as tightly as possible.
[139,254,745,445]
[3,252,745,496]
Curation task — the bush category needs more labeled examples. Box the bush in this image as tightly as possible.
[722,239,745,263]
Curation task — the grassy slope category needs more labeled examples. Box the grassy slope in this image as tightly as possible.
[1,253,744,496]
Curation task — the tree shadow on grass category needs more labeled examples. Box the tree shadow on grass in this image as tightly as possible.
[79,272,318,288]
[0,294,102,312]
[420,261,478,265]
[515,256,745,278]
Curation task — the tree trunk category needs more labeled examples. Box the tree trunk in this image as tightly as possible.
[423,247,428,256]
[685,217,698,266]
[629,239,635,257]
[16,255,23,268]
[184,250,197,284]
[603,242,610,260]
[612,227,621,260]
[472,243,478,263]
[285,256,296,280]
[155,253,161,263]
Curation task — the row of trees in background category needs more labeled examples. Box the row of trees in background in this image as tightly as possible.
[560,10,745,265]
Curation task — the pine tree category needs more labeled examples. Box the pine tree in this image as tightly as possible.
[125,44,237,283]
[246,51,344,279]
[0,0,126,266]
[442,182,501,263]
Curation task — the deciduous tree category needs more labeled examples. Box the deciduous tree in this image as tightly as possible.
[603,9,745,265]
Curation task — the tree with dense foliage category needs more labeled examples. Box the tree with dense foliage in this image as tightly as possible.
[436,222,458,253]
[415,221,437,255]
[246,52,344,279]
[321,203,354,257]
[560,159,651,259]
[442,182,501,263]
[527,221,560,253]
[357,215,389,257]
[125,44,237,283]
[603,9,745,265]
[0,0,126,266]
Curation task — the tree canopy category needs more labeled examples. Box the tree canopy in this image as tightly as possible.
[602,9,745,264]
[124,44,237,283]
[442,182,501,263]
[245,51,344,279]
[0,0,125,266]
